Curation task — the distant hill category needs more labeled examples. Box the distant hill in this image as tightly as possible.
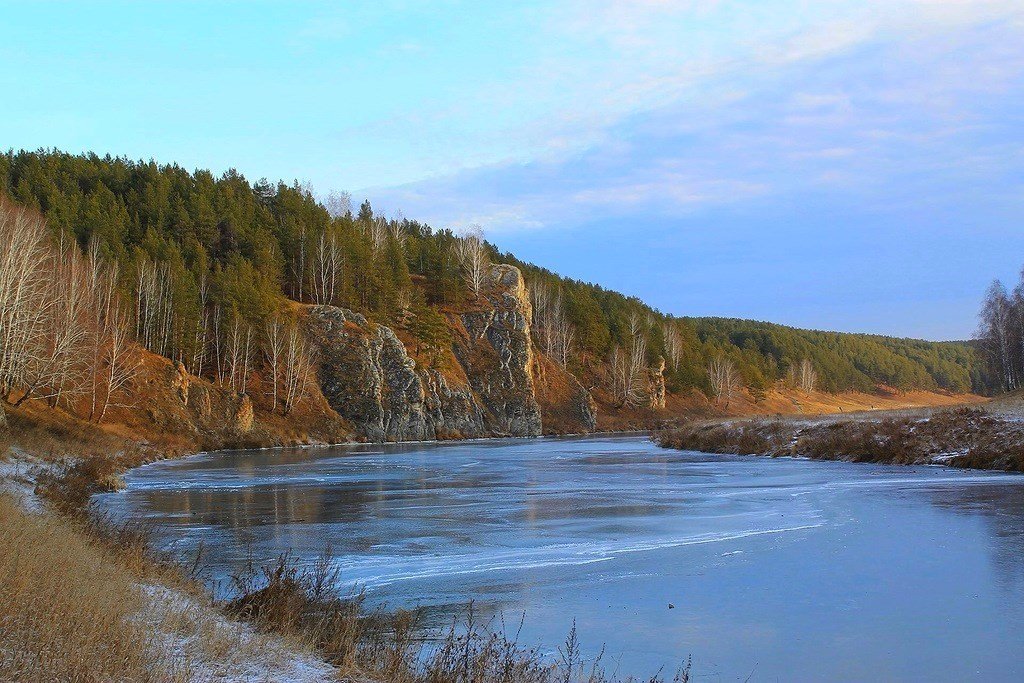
[0,148,987,425]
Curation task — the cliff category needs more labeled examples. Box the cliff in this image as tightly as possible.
[304,264,549,441]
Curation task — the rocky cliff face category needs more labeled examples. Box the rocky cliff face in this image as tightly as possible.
[304,264,548,441]
[304,307,433,441]
[533,352,598,434]
[452,265,543,437]
[648,357,667,410]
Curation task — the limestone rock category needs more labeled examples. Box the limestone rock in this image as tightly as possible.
[304,306,436,441]
[172,361,190,405]
[454,264,542,437]
[648,356,667,410]
[302,264,549,442]
[233,395,254,433]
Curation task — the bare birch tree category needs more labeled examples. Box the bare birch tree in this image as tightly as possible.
[281,324,315,415]
[662,321,683,371]
[324,189,352,219]
[529,279,576,368]
[388,211,407,250]
[0,203,54,403]
[368,216,389,255]
[86,243,138,423]
[609,337,648,407]
[627,312,644,340]
[263,315,286,410]
[189,271,209,376]
[262,313,316,414]
[707,356,738,408]
[798,358,817,392]
[133,255,175,357]
[312,228,343,305]
[978,280,1016,391]
[36,237,93,407]
[453,226,489,297]
[226,315,254,395]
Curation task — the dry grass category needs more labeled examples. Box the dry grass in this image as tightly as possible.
[225,552,692,683]
[0,494,176,682]
[655,405,1024,471]
[0,489,336,683]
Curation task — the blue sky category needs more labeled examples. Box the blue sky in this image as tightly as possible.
[2,1,1022,339]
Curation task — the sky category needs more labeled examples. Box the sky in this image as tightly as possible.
[2,1,1022,340]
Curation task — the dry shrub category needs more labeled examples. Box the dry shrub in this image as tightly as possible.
[226,552,691,683]
[37,452,127,515]
[794,419,922,464]
[0,495,172,683]
[657,405,1024,471]
[655,420,790,456]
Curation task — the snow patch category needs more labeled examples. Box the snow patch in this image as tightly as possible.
[137,583,337,683]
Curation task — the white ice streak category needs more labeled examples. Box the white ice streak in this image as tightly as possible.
[332,523,824,590]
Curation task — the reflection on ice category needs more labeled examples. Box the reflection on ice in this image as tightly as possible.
[97,435,1024,682]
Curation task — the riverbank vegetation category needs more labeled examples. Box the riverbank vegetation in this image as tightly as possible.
[2,425,692,682]
[654,399,1024,471]
[225,551,691,683]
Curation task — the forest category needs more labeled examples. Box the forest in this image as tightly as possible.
[0,149,988,423]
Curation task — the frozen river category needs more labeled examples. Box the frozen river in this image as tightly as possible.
[96,435,1024,681]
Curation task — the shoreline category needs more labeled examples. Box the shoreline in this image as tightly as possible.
[653,397,1024,472]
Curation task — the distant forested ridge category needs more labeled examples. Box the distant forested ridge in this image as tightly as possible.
[0,149,986,403]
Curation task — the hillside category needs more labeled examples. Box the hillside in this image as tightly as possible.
[0,149,986,445]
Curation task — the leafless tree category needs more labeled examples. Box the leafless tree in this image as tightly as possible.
[133,255,175,357]
[264,313,316,414]
[368,216,389,255]
[324,189,352,219]
[797,358,817,392]
[0,204,137,421]
[312,228,343,305]
[626,336,648,406]
[281,324,315,415]
[627,312,644,340]
[263,315,286,410]
[978,280,1017,391]
[662,321,683,371]
[453,226,490,297]
[294,223,308,302]
[36,237,93,407]
[609,346,627,404]
[609,336,648,407]
[388,210,407,250]
[529,279,576,368]
[226,315,254,395]
[707,356,738,407]
[189,272,209,376]
[86,242,139,423]
[0,202,51,404]
[211,304,226,386]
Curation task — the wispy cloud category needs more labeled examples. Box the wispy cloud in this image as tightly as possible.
[362,1,1022,233]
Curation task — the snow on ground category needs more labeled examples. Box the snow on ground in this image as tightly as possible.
[139,584,338,683]
[0,449,58,513]
[0,448,343,683]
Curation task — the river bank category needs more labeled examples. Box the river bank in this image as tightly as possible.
[0,448,339,683]
[1,425,697,681]
[654,395,1024,471]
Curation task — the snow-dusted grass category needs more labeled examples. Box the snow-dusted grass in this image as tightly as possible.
[655,402,1024,471]
[140,583,336,683]
[0,443,338,683]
